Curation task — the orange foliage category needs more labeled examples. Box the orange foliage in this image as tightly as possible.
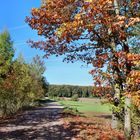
[63,116,125,140]
[26,0,140,106]
[125,53,140,107]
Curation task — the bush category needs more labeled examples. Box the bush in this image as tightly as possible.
[56,97,65,101]
[63,106,80,116]
[71,94,79,101]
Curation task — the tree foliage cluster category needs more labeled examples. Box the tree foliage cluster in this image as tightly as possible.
[0,31,48,117]
[26,0,140,138]
[47,84,94,98]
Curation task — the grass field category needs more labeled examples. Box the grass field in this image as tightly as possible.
[59,98,112,116]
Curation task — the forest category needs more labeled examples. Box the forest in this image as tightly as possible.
[47,84,93,97]
[47,84,113,98]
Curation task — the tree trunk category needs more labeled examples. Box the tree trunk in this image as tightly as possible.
[112,112,118,129]
[111,83,120,129]
[114,0,119,15]
[124,97,131,140]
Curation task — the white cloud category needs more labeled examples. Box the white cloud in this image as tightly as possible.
[9,25,28,31]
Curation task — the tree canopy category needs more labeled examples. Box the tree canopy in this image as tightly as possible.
[0,30,14,78]
[26,0,140,106]
[26,1,140,138]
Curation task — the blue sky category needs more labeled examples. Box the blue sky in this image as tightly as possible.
[0,0,93,86]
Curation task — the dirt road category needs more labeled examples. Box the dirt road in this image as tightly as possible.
[0,101,70,140]
[0,99,125,140]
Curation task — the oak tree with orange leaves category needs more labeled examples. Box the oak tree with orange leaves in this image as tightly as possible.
[26,0,140,138]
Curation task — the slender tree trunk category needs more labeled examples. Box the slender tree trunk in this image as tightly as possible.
[114,0,119,15]
[112,2,132,138]
[137,126,140,139]
[112,112,118,129]
[124,97,131,140]
[123,45,132,139]
[111,83,120,129]
[111,1,120,129]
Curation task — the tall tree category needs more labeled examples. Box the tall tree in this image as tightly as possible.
[0,55,31,116]
[26,0,140,138]
[30,55,48,96]
[0,30,14,116]
[0,30,14,79]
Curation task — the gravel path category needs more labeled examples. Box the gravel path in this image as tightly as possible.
[0,100,125,140]
[0,101,72,140]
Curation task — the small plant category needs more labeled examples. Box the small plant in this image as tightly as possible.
[71,94,79,101]
[55,97,65,101]
[63,106,80,116]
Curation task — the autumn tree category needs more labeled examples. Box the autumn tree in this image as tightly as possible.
[0,54,48,116]
[0,55,31,116]
[26,0,140,138]
[128,23,140,139]
[0,30,14,116]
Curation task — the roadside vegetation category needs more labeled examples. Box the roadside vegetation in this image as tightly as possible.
[0,30,48,117]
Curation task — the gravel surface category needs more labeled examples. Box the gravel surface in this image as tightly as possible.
[0,101,73,140]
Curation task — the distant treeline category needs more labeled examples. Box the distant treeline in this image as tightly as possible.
[46,85,94,98]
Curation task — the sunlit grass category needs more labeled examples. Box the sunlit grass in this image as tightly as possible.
[59,99,112,114]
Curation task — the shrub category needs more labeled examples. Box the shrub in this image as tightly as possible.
[63,106,80,116]
[71,94,79,101]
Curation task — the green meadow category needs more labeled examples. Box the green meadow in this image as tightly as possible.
[59,98,112,115]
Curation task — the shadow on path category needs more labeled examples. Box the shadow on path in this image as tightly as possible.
[0,99,124,140]
[0,100,78,140]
